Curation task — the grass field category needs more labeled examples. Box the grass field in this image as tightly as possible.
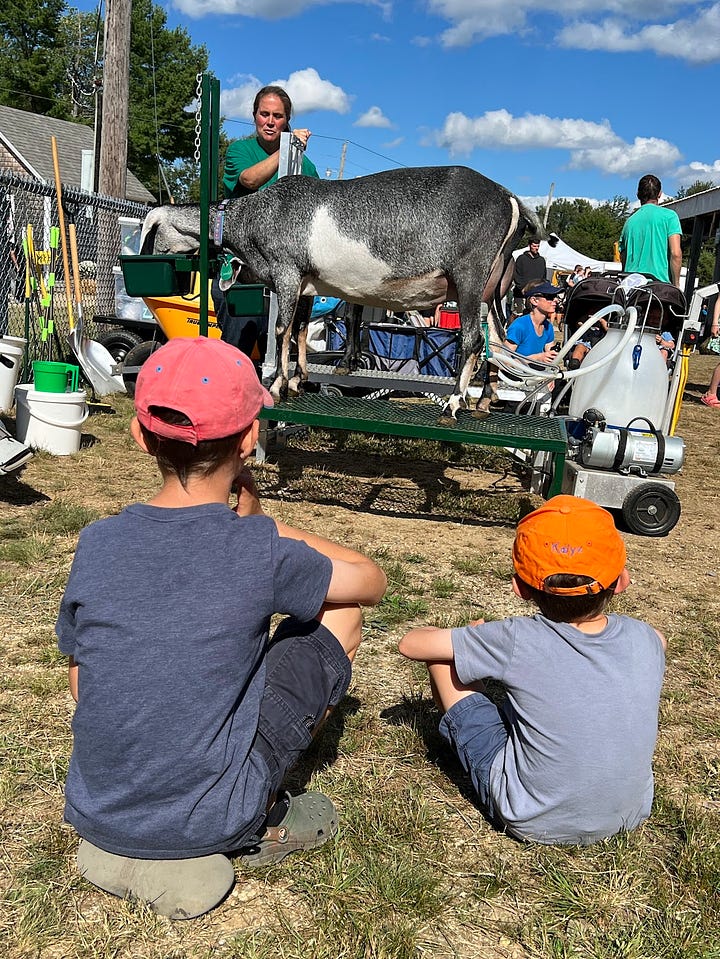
[1,354,719,958]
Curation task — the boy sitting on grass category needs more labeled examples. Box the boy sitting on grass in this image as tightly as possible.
[57,337,386,919]
[399,495,666,845]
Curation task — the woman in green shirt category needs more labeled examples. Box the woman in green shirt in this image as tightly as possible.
[214,86,319,361]
[223,85,319,197]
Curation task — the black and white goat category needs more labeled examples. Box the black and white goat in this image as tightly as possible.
[139,165,547,421]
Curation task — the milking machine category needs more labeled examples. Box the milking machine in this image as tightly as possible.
[488,275,714,536]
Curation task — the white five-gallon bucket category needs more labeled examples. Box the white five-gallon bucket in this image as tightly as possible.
[0,338,26,413]
[14,384,88,455]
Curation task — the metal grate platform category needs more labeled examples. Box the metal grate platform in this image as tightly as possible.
[306,362,457,394]
[257,395,568,497]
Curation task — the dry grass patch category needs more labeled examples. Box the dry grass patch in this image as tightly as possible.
[1,355,719,957]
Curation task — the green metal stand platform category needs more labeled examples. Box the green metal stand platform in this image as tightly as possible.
[257,395,568,498]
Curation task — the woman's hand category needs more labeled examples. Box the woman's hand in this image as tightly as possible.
[292,128,312,147]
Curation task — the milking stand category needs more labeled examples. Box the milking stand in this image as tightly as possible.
[120,74,569,500]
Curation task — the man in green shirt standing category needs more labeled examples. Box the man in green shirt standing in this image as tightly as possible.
[619,174,682,288]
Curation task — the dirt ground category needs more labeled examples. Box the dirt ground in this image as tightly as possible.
[0,351,718,957]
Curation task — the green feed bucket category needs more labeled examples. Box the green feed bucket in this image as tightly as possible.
[32,361,80,394]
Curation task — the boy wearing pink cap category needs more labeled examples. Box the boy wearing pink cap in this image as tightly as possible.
[57,337,386,918]
[400,495,666,845]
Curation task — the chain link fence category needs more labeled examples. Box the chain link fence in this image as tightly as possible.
[1,170,149,377]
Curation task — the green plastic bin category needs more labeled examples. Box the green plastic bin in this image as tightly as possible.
[120,255,199,297]
[225,284,270,318]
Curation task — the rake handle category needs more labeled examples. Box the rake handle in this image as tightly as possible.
[50,136,75,330]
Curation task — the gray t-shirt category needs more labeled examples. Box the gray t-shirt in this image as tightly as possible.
[451,614,665,844]
[57,503,332,858]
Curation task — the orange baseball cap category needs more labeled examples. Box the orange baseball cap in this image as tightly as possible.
[512,495,626,596]
[135,337,273,444]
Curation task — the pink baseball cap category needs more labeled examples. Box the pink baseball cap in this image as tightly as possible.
[134,337,273,444]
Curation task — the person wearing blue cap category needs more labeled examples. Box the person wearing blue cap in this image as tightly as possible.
[503,280,562,363]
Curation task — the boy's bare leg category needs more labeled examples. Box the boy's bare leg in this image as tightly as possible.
[426,661,485,714]
[316,602,363,662]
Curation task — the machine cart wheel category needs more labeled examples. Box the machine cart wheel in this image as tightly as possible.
[96,328,145,364]
[620,482,681,537]
[121,340,163,397]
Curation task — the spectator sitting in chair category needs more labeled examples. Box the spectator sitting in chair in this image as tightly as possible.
[566,311,608,370]
[504,281,561,365]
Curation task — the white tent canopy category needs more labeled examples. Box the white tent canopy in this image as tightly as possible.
[513,234,621,273]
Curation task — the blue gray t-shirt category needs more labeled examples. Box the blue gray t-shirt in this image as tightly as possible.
[451,614,665,844]
[56,503,332,858]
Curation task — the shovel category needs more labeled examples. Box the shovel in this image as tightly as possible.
[68,223,125,396]
[50,135,124,397]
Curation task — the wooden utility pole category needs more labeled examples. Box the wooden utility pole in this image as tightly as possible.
[98,0,131,199]
[96,0,132,314]
[338,142,347,180]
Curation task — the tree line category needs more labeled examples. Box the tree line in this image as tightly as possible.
[0,0,208,201]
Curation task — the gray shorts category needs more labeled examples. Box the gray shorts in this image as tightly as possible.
[439,692,512,825]
[251,617,352,793]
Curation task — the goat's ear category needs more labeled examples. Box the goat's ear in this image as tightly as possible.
[218,257,243,292]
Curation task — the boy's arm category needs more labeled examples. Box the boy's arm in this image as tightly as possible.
[654,628,667,652]
[235,468,386,606]
[398,626,455,662]
[68,656,78,702]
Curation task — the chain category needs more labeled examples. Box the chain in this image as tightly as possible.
[193,72,203,165]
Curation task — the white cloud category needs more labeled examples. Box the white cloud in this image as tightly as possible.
[421,0,720,65]
[569,137,683,176]
[219,75,262,119]
[674,159,720,186]
[371,32,391,41]
[433,109,621,154]
[429,108,684,178]
[220,68,351,120]
[174,0,345,19]
[355,106,393,128]
[558,4,720,64]
[383,136,405,148]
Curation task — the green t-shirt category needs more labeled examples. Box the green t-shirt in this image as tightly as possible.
[618,204,681,283]
[223,136,319,198]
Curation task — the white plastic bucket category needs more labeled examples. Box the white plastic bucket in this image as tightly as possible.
[0,340,25,413]
[14,384,88,455]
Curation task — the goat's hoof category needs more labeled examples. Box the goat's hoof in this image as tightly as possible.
[471,408,491,421]
[437,414,458,427]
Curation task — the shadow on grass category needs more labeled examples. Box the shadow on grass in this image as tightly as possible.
[283,694,362,794]
[0,470,49,505]
[380,695,482,812]
[256,443,529,526]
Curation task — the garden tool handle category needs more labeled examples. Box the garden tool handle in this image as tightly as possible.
[68,224,82,308]
[50,136,75,331]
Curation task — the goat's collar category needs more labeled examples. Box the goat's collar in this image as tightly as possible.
[213,200,230,247]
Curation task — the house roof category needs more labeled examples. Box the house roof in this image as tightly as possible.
[0,104,155,205]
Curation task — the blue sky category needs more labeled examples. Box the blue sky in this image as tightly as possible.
[117,1,720,205]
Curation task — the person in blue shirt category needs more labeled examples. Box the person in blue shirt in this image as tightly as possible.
[503,280,562,363]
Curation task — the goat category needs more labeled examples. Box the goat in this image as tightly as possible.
[139,166,548,421]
